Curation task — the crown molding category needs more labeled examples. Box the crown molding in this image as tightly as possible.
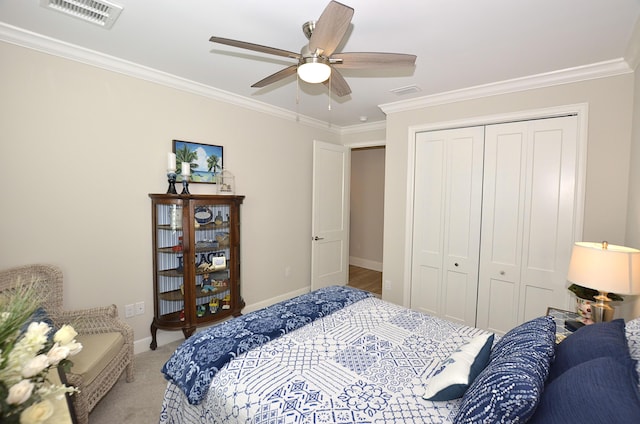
[625,17,640,71]
[0,23,342,134]
[339,120,386,135]
[380,59,633,115]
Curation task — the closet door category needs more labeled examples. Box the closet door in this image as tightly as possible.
[411,127,484,326]
[476,116,578,334]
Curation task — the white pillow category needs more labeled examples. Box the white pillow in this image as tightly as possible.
[423,333,494,401]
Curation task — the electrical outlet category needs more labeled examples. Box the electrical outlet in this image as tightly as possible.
[135,301,145,315]
[125,304,134,318]
[384,280,393,290]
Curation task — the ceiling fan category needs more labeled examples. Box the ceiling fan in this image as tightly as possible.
[209,0,416,97]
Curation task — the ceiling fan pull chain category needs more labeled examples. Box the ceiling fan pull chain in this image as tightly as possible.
[327,73,332,111]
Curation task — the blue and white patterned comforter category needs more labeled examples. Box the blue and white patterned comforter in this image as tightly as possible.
[159,288,489,423]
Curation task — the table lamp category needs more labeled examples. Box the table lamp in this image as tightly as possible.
[567,241,640,322]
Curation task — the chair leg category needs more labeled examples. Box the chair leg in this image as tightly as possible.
[126,361,135,383]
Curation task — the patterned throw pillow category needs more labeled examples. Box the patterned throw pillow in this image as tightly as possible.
[454,316,556,423]
[423,333,494,401]
[626,317,640,390]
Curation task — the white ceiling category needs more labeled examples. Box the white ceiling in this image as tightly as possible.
[1,0,639,127]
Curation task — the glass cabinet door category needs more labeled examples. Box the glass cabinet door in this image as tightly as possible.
[192,201,232,321]
[155,202,186,323]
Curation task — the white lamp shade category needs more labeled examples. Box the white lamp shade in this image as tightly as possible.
[297,61,331,83]
[567,242,640,295]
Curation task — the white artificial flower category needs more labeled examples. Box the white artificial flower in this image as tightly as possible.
[53,325,77,346]
[19,399,54,424]
[21,354,49,378]
[65,341,82,356]
[46,344,70,365]
[21,322,51,350]
[7,379,34,405]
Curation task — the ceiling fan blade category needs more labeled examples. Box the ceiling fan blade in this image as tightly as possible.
[331,52,417,69]
[323,67,351,97]
[309,1,354,57]
[251,65,298,88]
[210,36,301,60]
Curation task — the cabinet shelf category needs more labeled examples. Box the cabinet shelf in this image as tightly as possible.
[158,286,229,301]
[157,268,228,278]
[157,246,227,254]
[156,222,230,231]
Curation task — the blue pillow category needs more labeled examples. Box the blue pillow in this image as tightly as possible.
[19,307,54,336]
[423,333,494,401]
[547,319,628,381]
[455,316,556,423]
[490,315,556,363]
[529,356,640,424]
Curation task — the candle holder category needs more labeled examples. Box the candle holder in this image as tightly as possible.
[181,175,190,194]
[166,171,177,194]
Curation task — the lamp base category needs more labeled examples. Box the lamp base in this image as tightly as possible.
[591,292,615,323]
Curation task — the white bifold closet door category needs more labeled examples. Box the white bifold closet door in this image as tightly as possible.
[476,116,578,334]
[410,126,484,327]
[410,115,578,333]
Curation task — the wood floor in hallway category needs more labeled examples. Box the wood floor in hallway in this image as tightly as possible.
[347,265,382,296]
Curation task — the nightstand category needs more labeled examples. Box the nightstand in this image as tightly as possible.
[546,307,587,343]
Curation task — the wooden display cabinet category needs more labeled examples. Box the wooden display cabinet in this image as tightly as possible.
[149,193,245,350]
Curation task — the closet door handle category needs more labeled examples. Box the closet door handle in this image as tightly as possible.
[313,236,324,241]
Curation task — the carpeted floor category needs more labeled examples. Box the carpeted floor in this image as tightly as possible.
[89,339,182,424]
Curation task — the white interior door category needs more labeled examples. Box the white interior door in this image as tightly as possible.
[311,140,350,290]
[476,116,578,334]
[411,127,484,326]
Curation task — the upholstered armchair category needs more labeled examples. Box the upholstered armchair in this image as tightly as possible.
[0,264,134,424]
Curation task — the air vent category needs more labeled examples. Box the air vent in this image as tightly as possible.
[40,0,123,29]
[390,85,422,96]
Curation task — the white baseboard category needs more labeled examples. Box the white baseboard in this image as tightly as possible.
[349,257,383,272]
[133,286,311,355]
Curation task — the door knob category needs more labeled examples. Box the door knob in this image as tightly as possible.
[313,236,324,241]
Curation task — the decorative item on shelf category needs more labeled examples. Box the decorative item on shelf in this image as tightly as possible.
[567,241,640,322]
[215,232,230,248]
[181,162,191,194]
[209,298,219,314]
[214,211,223,225]
[168,205,182,230]
[196,305,206,317]
[222,294,231,310]
[216,168,235,195]
[194,206,213,224]
[167,152,178,194]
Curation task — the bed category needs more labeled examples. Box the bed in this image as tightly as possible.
[159,286,640,423]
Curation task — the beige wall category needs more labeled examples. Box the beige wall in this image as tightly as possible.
[0,41,340,349]
[349,148,385,270]
[382,75,637,320]
[625,62,640,318]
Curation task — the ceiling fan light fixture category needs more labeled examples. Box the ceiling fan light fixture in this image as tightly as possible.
[298,57,331,83]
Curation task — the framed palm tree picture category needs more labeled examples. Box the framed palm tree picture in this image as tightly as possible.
[172,140,223,183]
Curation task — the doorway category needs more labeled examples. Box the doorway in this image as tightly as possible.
[348,146,385,295]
